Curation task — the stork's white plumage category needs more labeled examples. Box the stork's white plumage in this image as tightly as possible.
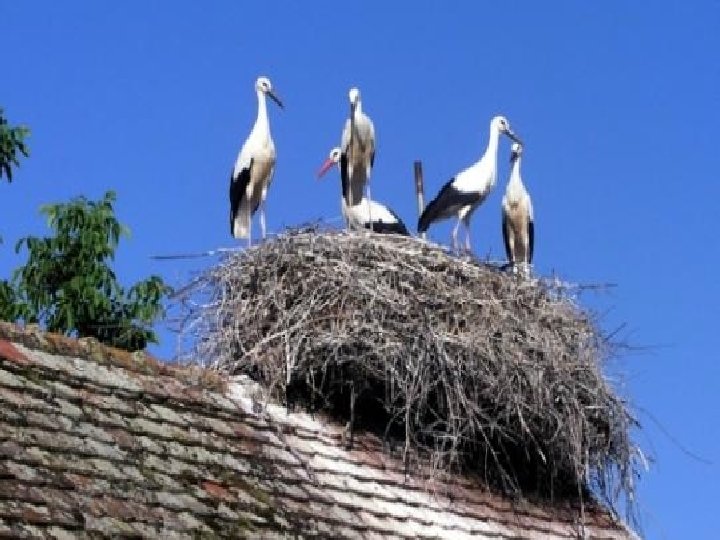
[317,147,408,236]
[340,87,376,208]
[502,143,534,275]
[230,76,283,245]
[343,197,409,235]
[418,115,521,252]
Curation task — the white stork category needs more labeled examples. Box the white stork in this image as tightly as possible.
[317,147,409,236]
[229,76,283,245]
[418,115,521,252]
[340,87,376,208]
[502,142,534,275]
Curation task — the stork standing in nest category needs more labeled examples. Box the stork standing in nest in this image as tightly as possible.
[418,115,521,253]
[229,76,284,246]
[502,142,534,275]
[340,87,376,209]
[317,147,408,235]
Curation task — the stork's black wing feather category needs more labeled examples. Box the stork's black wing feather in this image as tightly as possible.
[339,152,351,206]
[502,212,513,264]
[528,219,535,264]
[418,179,482,232]
[370,221,409,235]
[229,159,252,236]
[387,207,409,235]
[369,206,409,236]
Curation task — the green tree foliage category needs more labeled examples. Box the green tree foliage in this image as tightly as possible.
[0,107,30,182]
[0,279,24,322]
[6,191,171,350]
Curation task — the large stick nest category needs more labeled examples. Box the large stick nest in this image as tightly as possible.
[181,227,640,506]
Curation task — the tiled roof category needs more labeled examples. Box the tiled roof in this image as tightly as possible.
[0,322,636,539]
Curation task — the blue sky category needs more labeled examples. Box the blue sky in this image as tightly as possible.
[2,2,718,537]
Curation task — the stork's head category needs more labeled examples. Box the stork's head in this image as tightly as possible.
[255,76,284,109]
[491,115,521,144]
[317,147,342,179]
[348,87,361,108]
[510,142,523,163]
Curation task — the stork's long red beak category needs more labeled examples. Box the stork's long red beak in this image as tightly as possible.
[316,158,335,179]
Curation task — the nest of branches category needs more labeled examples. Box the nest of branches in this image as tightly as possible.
[181,227,639,506]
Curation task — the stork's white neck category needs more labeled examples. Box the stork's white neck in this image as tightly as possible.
[509,156,522,185]
[484,125,502,162]
[505,155,525,203]
[253,89,270,136]
[351,100,363,118]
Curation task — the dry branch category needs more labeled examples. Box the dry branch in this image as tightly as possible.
[179,227,640,508]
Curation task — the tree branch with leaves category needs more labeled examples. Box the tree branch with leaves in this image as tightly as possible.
[3,191,172,350]
[0,108,30,183]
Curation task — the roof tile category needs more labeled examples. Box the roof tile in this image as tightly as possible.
[0,323,636,538]
[0,339,29,366]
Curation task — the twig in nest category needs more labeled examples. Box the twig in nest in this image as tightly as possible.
[179,227,641,513]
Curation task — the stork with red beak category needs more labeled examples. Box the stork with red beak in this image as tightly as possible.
[318,147,408,236]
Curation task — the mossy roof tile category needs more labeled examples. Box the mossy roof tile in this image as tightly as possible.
[0,322,636,539]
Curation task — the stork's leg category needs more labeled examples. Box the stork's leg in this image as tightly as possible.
[461,215,472,254]
[451,219,462,252]
[260,200,267,241]
[247,218,252,249]
[365,182,373,230]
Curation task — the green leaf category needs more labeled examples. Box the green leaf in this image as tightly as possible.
[0,108,30,183]
[11,190,170,351]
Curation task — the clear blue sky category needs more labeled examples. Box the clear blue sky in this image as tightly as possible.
[2,2,718,537]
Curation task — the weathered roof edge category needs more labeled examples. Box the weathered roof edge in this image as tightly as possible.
[0,320,640,539]
[0,321,226,393]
